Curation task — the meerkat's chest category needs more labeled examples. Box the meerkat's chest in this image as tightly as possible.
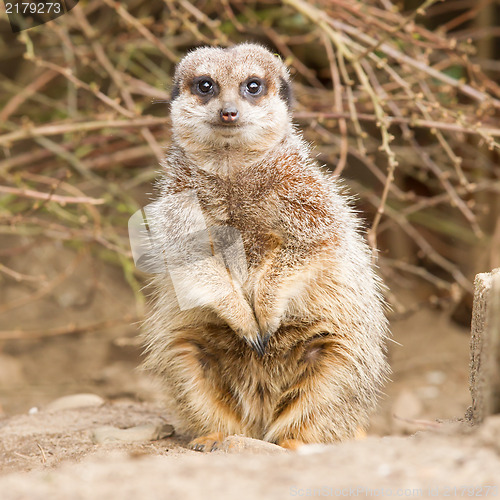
[194,180,281,267]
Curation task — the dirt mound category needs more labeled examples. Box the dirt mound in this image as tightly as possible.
[1,401,500,499]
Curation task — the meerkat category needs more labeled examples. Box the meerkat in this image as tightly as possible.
[141,43,389,451]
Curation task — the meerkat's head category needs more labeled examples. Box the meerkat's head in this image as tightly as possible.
[170,43,293,155]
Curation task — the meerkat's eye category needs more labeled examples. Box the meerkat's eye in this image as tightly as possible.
[192,76,218,99]
[246,79,263,95]
[240,78,266,101]
[198,79,213,94]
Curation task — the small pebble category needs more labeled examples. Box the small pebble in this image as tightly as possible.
[45,393,105,412]
[217,435,287,454]
[392,389,424,434]
[426,370,446,385]
[393,389,423,419]
[296,443,328,456]
[28,407,39,415]
[91,423,174,444]
[377,463,392,477]
[417,386,440,399]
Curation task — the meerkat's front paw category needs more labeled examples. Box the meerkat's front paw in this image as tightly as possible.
[212,294,269,356]
[188,432,225,452]
[251,287,284,344]
[253,310,280,350]
[233,316,268,356]
[230,302,270,356]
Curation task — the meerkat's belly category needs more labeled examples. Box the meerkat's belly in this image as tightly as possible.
[161,317,352,441]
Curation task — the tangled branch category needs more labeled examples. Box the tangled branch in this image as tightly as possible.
[1,0,499,337]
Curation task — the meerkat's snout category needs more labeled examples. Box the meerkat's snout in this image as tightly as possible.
[220,104,239,124]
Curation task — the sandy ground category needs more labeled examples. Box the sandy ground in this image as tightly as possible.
[1,245,499,497]
[1,401,500,499]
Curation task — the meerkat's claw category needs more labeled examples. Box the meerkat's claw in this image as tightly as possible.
[246,334,269,357]
[189,432,224,452]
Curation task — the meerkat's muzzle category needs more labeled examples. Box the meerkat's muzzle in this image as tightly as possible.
[220,105,239,124]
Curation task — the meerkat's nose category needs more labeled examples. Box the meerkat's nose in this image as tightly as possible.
[220,105,239,124]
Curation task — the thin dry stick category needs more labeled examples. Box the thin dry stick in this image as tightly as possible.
[395,180,500,219]
[381,257,453,290]
[0,214,132,258]
[179,0,222,29]
[322,34,348,175]
[415,79,470,183]
[440,0,492,32]
[359,57,483,237]
[221,0,246,32]
[36,444,47,464]
[71,8,165,162]
[294,111,500,138]
[0,132,117,174]
[0,253,83,315]
[0,316,139,340]
[365,188,472,291]
[82,145,153,170]
[0,70,59,122]
[345,86,367,156]
[328,17,500,108]
[263,26,325,89]
[72,7,136,110]
[27,58,136,118]
[20,171,103,207]
[104,0,178,63]
[0,263,45,283]
[0,117,168,147]
[0,186,105,205]
[353,0,444,63]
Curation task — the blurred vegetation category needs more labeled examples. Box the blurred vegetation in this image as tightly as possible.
[0,0,499,335]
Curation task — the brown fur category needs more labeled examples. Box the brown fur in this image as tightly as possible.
[141,43,389,450]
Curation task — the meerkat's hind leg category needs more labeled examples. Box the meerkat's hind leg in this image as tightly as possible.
[264,332,374,446]
[355,427,367,440]
[277,438,306,450]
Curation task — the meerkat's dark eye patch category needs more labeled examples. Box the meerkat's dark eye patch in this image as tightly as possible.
[191,76,219,102]
[240,77,267,101]
[279,77,293,111]
[170,82,180,102]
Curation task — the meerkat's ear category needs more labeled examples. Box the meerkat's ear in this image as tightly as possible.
[170,80,180,102]
[279,77,293,111]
